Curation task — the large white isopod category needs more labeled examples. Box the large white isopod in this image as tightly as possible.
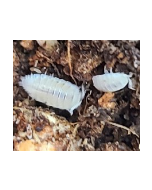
[92,66,135,92]
[19,74,85,115]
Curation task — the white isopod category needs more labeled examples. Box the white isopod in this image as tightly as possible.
[92,66,135,92]
[19,74,85,115]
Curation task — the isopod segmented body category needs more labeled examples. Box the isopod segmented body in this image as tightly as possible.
[92,66,135,92]
[19,74,85,115]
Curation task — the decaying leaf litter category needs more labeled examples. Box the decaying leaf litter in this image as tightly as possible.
[13,40,140,151]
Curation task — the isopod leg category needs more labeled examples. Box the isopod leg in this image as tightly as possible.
[110,67,113,73]
[69,100,81,115]
[128,78,135,90]
[80,84,86,100]
[104,65,109,74]
[129,72,133,77]
[44,69,48,75]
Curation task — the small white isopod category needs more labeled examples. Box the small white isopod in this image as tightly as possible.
[19,74,85,115]
[92,66,135,92]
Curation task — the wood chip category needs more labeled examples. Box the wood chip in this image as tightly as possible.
[20,40,34,50]
[98,92,116,109]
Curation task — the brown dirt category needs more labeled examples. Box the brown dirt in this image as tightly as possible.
[13,40,140,151]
